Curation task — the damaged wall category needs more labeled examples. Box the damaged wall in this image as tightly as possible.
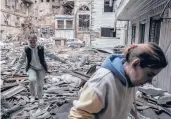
[91,0,127,48]
[74,0,91,43]
[0,0,29,40]
[0,0,34,42]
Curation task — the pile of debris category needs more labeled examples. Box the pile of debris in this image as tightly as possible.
[0,40,108,119]
[135,84,171,119]
[3,40,170,119]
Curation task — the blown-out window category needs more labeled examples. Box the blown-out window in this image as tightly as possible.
[101,28,116,37]
[79,15,90,31]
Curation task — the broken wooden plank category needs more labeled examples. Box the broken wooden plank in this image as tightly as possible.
[1,85,26,99]
[66,71,90,82]
[1,82,19,91]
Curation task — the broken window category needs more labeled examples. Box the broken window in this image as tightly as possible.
[101,28,116,37]
[14,0,19,9]
[149,17,161,45]
[79,15,90,31]
[131,24,136,44]
[4,14,10,25]
[79,5,90,11]
[46,0,50,2]
[5,0,10,7]
[66,20,73,29]
[57,20,64,29]
[139,23,146,43]
[104,0,114,12]
[15,16,20,26]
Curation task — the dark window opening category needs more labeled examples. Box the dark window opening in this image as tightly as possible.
[104,0,113,12]
[15,0,18,8]
[15,16,20,26]
[4,14,10,25]
[5,0,10,7]
[139,23,145,43]
[66,20,73,29]
[41,0,43,2]
[79,15,90,31]
[46,0,50,2]
[149,17,161,45]
[131,24,136,44]
[101,28,116,37]
[52,0,55,2]
[57,20,64,29]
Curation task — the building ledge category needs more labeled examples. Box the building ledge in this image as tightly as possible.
[21,0,33,5]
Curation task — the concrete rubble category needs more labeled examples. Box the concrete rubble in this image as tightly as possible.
[135,84,171,119]
[0,39,108,119]
[1,39,171,119]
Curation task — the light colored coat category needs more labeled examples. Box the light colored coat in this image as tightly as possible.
[69,68,135,119]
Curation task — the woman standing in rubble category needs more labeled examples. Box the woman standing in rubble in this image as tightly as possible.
[69,43,168,119]
[13,34,71,104]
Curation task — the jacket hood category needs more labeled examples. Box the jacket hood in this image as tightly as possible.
[101,54,134,88]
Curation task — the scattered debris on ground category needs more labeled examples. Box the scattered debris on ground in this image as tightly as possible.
[135,84,171,119]
[1,39,171,119]
[0,39,108,119]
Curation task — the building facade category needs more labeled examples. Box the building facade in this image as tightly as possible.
[38,0,74,38]
[0,0,33,41]
[116,0,171,93]
[74,0,91,44]
[55,15,74,39]
[91,0,127,48]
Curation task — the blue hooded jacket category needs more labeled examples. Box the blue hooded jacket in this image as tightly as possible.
[101,54,134,88]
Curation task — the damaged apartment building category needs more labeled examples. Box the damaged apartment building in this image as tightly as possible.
[91,0,127,48]
[1,0,128,47]
[0,0,33,42]
[55,0,127,47]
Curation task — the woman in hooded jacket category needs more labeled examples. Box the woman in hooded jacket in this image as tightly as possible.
[69,42,168,119]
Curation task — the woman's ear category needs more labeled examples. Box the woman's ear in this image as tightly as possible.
[131,58,140,68]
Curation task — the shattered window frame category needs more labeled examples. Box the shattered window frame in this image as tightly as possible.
[101,27,116,38]
[66,20,73,29]
[57,20,64,29]
[15,16,20,27]
[104,0,114,12]
[4,14,11,25]
[78,15,90,32]
[79,5,90,11]
[5,0,11,8]
[14,0,19,10]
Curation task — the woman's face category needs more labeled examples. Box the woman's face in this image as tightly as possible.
[126,59,162,86]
